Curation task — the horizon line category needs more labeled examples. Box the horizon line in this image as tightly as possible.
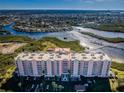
[0,8,124,11]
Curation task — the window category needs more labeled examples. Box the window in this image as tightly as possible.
[106,62,110,76]
[51,61,54,75]
[22,61,33,76]
[37,61,42,75]
[92,62,103,76]
[57,61,60,75]
[98,62,103,75]
[83,62,88,75]
[78,62,81,75]
[62,61,68,73]
[70,61,74,74]
[92,62,97,75]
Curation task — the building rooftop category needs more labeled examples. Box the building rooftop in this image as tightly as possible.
[15,48,111,62]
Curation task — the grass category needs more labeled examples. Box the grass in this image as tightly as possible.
[39,37,85,52]
[109,68,124,92]
[111,61,124,71]
[83,22,124,33]
[0,66,16,88]
[42,41,57,51]
[80,32,124,43]
[0,54,16,72]
[109,61,124,92]
[111,68,124,78]
[0,36,32,43]
[0,53,16,89]
[16,37,85,53]
[0,36,85,52]
[94,24,124,33]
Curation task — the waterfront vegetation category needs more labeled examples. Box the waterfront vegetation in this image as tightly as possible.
[15,37,85,53]
[80,32,124,43]
[0,36,32,43]
[83,22,124,33]
[0,36,84,52]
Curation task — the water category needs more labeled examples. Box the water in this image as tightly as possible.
[3,23,124,63]
[4,23,75,41]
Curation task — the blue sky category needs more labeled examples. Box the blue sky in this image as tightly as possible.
[0,0,124,10]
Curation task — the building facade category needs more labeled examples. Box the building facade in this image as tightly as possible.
[15,48,111,79]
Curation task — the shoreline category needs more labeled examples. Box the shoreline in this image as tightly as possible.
[80,31,124,43]
[83,27,124,33]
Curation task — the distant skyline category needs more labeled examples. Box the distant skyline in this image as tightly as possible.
[0,0,124,10]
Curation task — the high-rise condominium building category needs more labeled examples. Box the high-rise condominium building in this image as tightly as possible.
[15,48,111,81]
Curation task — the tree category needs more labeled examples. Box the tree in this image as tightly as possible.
[52,82,58,91]
[18,82,22,88]
[58,85,64,92]
[52,82,56,86]
[54,84,58,92]
[115,71,118,76]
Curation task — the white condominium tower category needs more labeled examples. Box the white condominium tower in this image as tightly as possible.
[15,48,111,80]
